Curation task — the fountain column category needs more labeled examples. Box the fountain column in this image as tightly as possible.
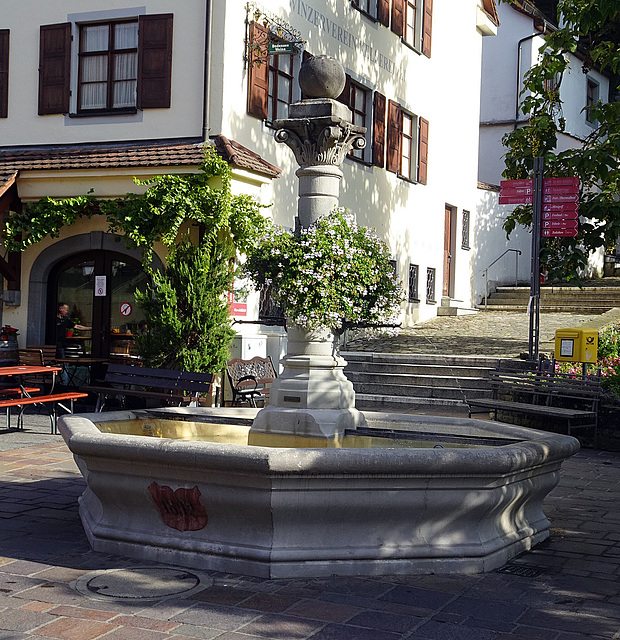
[250,56,368,444]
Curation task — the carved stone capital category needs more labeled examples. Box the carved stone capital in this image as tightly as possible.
[274,117,366,168]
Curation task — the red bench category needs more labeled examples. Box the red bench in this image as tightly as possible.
[0,391,88,434]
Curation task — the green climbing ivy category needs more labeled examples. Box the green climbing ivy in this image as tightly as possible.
[3,146,267,263]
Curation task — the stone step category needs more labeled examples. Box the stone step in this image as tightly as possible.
[488,293,620,302]
[353,382,490,400]
[342,351,507,369]
[478,304,612,313]
[346,371,491,389]
[355,394,471,411]
[344,362,495,378]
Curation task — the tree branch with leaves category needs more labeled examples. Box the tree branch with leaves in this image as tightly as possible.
[501,0,620,282]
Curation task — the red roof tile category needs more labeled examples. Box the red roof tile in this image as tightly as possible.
[0,137,280,193]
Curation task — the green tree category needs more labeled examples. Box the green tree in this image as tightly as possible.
[502,0,620,282]
[134,238,235,372]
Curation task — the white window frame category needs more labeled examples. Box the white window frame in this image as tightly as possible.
[403,0,423,50]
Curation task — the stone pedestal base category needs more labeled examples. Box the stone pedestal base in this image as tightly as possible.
[250,325,367,442]
[250,406,366,444]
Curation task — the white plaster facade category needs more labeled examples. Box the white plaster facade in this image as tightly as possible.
[0,0,498,352]
[474,0,612,301]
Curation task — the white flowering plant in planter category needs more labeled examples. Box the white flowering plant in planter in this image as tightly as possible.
[243,210,404,336]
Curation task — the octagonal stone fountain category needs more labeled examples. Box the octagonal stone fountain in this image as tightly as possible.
[58,57,579,579]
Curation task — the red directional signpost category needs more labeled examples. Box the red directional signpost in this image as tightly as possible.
[499,169,580,359]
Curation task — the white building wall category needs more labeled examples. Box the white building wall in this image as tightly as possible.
[211,0,492,324]
[0,0,206,147]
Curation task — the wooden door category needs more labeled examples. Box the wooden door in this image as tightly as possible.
[443,206,454,298]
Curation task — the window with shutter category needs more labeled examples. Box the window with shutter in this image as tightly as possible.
[78,19,139,112]
[138,14,173,109]
[386,100,401,173]
[38,23,71,115]
[377,0,390,26]
[391,0,404,36]
[338,75,370,162]
[0,30,8,118]
[247,21,269,120]
[418,117,429,184]
[373,92,386,168]
[422,0,433,57]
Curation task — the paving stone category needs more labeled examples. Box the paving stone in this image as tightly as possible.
[189,585,256,606]
[379,585,455,611]
[442,595,528,622]
[285,599,361,623]
[234,613,324,639]
[0,607,56,632]
[23,615,118,639]
[303,622,401,640]
[236,592,302,613]
[410,619,497,640]
[344,609,420,633]
[163,623,222,639]
[171,603,259,630]
[519,609,618,637]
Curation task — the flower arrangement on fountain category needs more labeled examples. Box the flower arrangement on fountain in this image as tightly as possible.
[244,209,404,336]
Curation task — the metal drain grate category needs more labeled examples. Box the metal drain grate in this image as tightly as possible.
[72,567,213,602]
[496,563,544,578]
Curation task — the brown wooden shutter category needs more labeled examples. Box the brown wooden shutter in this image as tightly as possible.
[422,0,433,58]
[386,100,402,174]
[247,21,269,119]
[0,30,8,118]
[391,0,404,37]
[418,117,429,184]
[372,92,386,168]
[38,23,71,115]
[138,14,173,109]
[377,0,390,26]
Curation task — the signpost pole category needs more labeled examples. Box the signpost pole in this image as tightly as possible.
[529,157,544,361]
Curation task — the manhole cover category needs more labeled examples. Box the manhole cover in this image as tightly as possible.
[73,567,213,602]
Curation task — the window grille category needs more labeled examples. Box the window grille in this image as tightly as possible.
[426,267,436,303]
[259,282,285,325]
[462,210,470,249]
[408,264,419,302]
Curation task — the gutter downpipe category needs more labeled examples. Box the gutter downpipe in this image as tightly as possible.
[202,0,213,141]
[514,29,543,130]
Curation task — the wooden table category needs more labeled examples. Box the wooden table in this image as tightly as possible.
[0,365,61,393]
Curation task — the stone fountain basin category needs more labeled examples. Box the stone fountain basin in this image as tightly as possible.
[58,408,579,579]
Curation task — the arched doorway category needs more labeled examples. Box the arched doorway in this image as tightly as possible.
[46,250,149,360]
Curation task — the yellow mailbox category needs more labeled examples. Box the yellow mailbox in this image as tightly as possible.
[554,328,598,363]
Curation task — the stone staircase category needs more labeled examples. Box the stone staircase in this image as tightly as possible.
[480,283,620,313]
[342,352,519,412]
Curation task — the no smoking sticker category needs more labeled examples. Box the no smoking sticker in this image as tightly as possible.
[120,303,132,316]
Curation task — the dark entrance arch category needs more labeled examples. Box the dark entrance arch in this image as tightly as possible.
[46,250,149,360]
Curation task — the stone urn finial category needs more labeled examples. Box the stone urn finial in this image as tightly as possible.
[298,56,346,99]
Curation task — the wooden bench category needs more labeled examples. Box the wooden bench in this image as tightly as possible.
[84,364,216,412]
[468,368,601,443]
[226,356,277,407]
[0,391,88,434]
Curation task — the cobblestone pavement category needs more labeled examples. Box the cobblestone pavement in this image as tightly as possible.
[346,309,620,358]
[0,421,619,640]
